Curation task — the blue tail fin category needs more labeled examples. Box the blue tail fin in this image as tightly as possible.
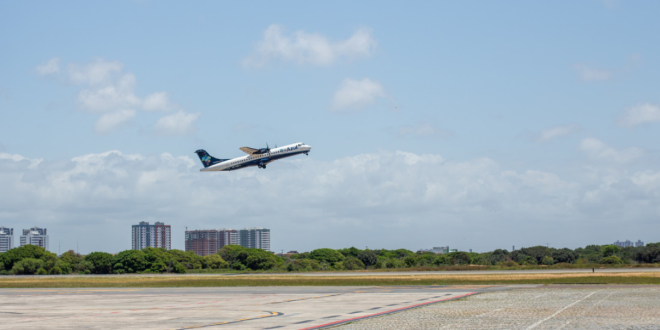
[195,149,226,168]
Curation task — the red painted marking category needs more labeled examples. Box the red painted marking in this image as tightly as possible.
[299,292,477,330]
[111,312,121,314]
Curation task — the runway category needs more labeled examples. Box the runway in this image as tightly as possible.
[0,285,522,330]
[2,285,659,329]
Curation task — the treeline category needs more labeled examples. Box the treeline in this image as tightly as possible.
[1,243,659,275]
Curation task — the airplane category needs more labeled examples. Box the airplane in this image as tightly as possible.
[194,142,312,171]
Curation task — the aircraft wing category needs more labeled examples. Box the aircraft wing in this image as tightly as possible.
[239,147,259,155]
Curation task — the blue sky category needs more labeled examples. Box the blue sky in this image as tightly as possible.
[1,1,659,254]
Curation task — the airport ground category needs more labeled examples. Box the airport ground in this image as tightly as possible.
[2,269,659,329]
[2,285,660,329]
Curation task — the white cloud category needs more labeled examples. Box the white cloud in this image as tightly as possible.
[94,109,136,135]
[573,63,612,81]
[77,73,141,113]
[618,103,660,128]
[243,24,377,67]
[330,78,386,112]
[538,124,580,141]
[153,111,200,136]
[579,138,643,163]
[37,58,182,134]
[394,122,452,139]
[2,149,660,253]
[66,59,123,85]
[36,58,60,75]
[143,92,170,111]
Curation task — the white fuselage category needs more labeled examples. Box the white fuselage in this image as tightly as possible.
[200,142,312,172]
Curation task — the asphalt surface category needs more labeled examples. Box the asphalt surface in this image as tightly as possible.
[333,286,660,329]
[0,285,524,330]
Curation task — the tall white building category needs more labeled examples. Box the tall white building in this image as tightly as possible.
[239,228,270,251]
[0,227,13,253]
[132,221,171,250]
[20,227,48,250]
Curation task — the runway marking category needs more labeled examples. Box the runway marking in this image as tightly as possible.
[174,311,282,329]
[525,290,602,330]
[300,293,477,330]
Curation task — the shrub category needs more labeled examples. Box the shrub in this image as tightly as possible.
[49,266,62,275]
[36,268,48,275]
[601,245,621,258]
[11,258,44,275]
[309,248,345,265]
[204,255,229,269]
[542,256,554,266]
[357,250,378,268]
[600,256,623,264]
[342,257,365,270]
[84,252,114,274]
[501,260,519,267]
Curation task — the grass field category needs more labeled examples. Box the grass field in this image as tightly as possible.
[1,272,659,288]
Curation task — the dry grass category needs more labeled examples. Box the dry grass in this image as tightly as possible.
[1,272,659,288]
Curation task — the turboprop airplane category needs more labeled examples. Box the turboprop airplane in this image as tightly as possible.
[195,142,312,171]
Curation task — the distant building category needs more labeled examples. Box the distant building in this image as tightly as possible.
[0,227,13,253]
[20,227,48,250]
[614,240,635,248]
[239,228,270,251]
[132,221,171,250]
[185,228,269,256]
[185,229,238,256]
[635,240,645,247]
[417,246,449,254]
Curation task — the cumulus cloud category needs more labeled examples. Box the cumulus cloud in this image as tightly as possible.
[36,58,61,75]
[94,109,136,135]
[330,78,386,112]
[573,64,612,81]
[394,122,452,139]
[2,149,659,253]
[243,24,377,67]
[579,138,643,163]
[36,58,179,134]
[143,92,170,111]
[153,111,200,136]
[618,103,660,128]
[538,124,580,142]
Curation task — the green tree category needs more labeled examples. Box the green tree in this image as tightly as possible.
[84,252,114,274]
[342,257,365,270]
[308,248,345,265]
[551,248,578,264]
[204,255,229,269]
[600,256,623,264]
[11,258,44,275]
[542,256,554,265]
[602,245,621,258]
[0,245,57,271]
[337,247,362,258]
[489,249,510,265]
[357,250,378,268]
[112,250,148,274]
[447,252,471,265]
[36,268,48,275]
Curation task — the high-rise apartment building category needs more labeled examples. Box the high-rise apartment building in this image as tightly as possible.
[635,240,645,247]
[20,227,48,250]
[0,227,13,253]
[185,229,239,256]
[239,228,270,251]
[155,222,171,250]
[132,221,171,250]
